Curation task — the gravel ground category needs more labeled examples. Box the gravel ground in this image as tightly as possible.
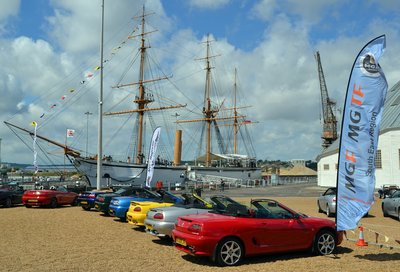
[1,184,399,272]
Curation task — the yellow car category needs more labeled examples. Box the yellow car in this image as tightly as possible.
[126,190,185,226]
[127,193,212,226]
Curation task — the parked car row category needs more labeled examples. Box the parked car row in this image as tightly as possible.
[13,184,399,266]
[74,186,343,266]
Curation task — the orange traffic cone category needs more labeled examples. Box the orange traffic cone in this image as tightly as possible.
[356,226,368,246]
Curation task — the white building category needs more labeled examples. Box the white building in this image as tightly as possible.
[317,81,400,188]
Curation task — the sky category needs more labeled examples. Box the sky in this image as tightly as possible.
[1,0,400,166]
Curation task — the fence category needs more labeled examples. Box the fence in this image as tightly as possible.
[165,174,317,192]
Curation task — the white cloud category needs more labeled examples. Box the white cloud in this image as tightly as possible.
[0,0,20,21]
[0,0,20,34]
[46,0,172,54]
[188,0,230,10]
[250,0,277,21]
[2,0,400,165]
[251,0,345,24]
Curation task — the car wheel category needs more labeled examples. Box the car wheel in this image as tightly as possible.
[159,236,172,242]
[25,204,32,208]
[313,230,336,255]
[382,204,388,217]
[4,197,12,208]
[215,237,243,266]
[82,205,91,211]
[317,201,323,213]
[71,197,78,206]
[50,198,58,208]
[326,204,333,217]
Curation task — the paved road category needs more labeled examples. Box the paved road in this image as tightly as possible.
[198,182,327,198]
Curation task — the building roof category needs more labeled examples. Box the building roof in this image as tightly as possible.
[279,165,317,176]
[317,80,400,161]
[380,80,400,132]
[262,160,317,177]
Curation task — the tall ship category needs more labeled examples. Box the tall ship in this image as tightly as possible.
[5,7,261,188]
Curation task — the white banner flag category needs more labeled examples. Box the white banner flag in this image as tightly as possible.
[31,121,38,173]
[145,127,161,188]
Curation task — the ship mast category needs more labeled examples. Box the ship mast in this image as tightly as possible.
[219,68,255,154]
[177,37,245,166]
[104,6,185,164]
[202,37,219,166]
[233,68,238,154]
[136,6,148,163]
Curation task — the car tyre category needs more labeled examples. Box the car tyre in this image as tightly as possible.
[82,205,91,211]
[317,201,323,213]
[4,197,12,208]
[215,237,243,266]
[50,198,58,209]
[313,230,336,255]
[71,197,78,206]
[326,204,333,217]
[382,204,388,217]
[25,204,32,208]
[159,236,172,242]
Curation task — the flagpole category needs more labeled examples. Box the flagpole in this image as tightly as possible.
[96,0,105,190]
[64,128,67,176]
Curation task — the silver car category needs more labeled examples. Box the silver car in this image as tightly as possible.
[382,189,400,221]
[317,187,336,217]
[144,194,244,239]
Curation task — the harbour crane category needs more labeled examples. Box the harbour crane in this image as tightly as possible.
[315,51,338,149]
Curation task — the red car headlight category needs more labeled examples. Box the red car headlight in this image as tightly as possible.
[188,224,202,234]
[153,213,164,219]
[134,207,141,212]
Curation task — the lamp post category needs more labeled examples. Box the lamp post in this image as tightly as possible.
[84,112,92,157]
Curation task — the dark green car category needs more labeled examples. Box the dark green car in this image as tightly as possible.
[94,187,151,215]
[0,184,24,208]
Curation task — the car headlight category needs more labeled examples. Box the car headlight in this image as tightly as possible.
[112,200,119,205]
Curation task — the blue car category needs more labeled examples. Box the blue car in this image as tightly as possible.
[78,190,112,211]
[109,190,184,221]
[108,189,161,221]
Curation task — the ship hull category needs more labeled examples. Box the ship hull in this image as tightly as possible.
[73,157,261,188]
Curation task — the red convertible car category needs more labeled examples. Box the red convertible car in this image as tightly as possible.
[22,186,78,208]
[173,199,343,266]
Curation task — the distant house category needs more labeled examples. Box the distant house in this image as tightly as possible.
[262,159,317,185]
[317,81,400,188]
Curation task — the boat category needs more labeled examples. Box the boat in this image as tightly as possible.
[5,6,261,188]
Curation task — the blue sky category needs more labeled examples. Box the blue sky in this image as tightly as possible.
[1,0,400,165]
